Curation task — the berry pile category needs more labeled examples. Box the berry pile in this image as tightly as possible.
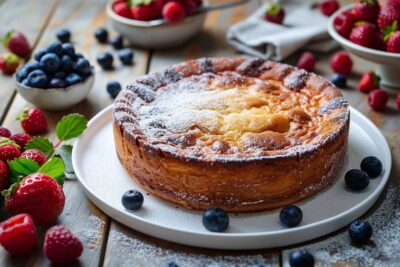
[333,0,400,53]
[0,31,31,75]
[112,0,203,23]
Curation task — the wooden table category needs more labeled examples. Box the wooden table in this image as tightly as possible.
[0,0,399,266]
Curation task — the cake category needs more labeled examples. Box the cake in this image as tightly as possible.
[113,57,349,212]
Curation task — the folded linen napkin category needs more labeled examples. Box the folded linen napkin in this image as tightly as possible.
[226,0,338,61]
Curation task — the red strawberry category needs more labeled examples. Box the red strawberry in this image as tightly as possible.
[113,0,131,18]
[358,71,381,93]
[5,173,65,225]
[330,51,353,76]
[2,31,31,59]
[21,149,47,166]
[353,0,380,22]
[130,0,164,21]
[0,160,9,191]
[17,107,48,134]
[349,22,383,49]
[10,133,31,151]
[0,127,11,138]
[297,51,316,72]
[264,3,285,24]
[0,53,21,75]
[0,214,38,255]
[396,92,400,110]
[319,0,340,16]
[0,138,20,162]
[368,89,388,111]
[378,1,400,30]
[334,11,355,37]
[181,0,197,15]
[384,21,400,53]
[163,1,186,23]
[44,225,83,264]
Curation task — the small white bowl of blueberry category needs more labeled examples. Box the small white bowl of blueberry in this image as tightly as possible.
[15,40,94,111]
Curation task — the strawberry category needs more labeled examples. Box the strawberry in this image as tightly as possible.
[0,214,38,255]
[0,138,20,162]
[44,225,83,264]
[378,1,400,30]
[181,0,197,15]
[5,173,65,225]
[319,0,340,16]
[113,0,131,18]
[17,107,48,134]
[130,0,164,21]
[0,53,21,75]
[396,92,400,110]
[0,160,9,191]
[349,22,383,49]
[0,127,11,138]
[353,0,380,22]
[10,133,31,151]
[358,71,381,93]
[2,31,31,59]
[163,1,186,23]
[297,51,315,72]
[368,89,388,111]
[330,51,353,76]
[384,21,400,52]
[265,3,285,24]
[20,149,47,166]
[334,11,355,37]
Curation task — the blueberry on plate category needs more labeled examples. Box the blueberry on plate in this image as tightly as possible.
[97,52,114,69]
[107,80,122,99]
[361,156,382,178]
[345,169,369,191]
[122,189,144,211]
[349,219,372,244]
[34,48,47,61]
[279,205,303,227]
[330,73,347,88]
[202,208,229,232]
[94,28,108,43]
[61,55,74,72]
[65,73,83,86]
[74,58,92,76]
[110,35,124,49]
[49,78,66,88]
[56,28,71,43]
[54,71,66,79]
[62,43,76,58]
[118,48,134,65]
[289,250,314,267]
[40,53,60,73]
[47,42,63,56]
[26,69,48,88]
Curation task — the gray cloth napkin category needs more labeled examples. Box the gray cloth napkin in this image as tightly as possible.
[226,0,338,61]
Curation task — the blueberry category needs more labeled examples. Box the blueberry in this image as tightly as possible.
[62,43,75,58]
[202,208,229,232]
[39,53,60,73]
[49,78,66,88]
[74,58,91,76]
[56,28,71,43]
[361,156,382,178]
[110,35,123,49]
[24,61,40,72]
[118,48,134,65]
[107,80,122,99]
[47,42,63,56]
[54,71,66,79]
[94,28,108,43]
[289,250,315,267]
[97,52,113,69]
[330,73,347,88]
[65,73,83,86]
[122,189,144,210]
[279,205,303,227]
[345,169,369,191]
[165,262,179,267]
[74,52,84,59]
[34,48,47,61]
[61,55,74,72]
[16,68,29,82]
[21,78,29,86]
[26,69,48,88]
[349,219,372,244]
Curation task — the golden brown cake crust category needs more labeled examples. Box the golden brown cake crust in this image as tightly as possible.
[113,57,350,212]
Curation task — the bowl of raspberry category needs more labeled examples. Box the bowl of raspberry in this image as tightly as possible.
[328,0,400,88]
[106,0,208,49]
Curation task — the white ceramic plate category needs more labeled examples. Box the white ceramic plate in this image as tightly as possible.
[72,105,391,250]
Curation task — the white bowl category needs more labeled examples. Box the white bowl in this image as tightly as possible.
[328,4,400,88]
[16,74,95,111]
[106,1,208,49]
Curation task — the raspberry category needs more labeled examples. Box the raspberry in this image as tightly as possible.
[163,1,186,23]
[330,51,353,75]
[296,51,315,72]
[396,92,400,110]
[333,11,355,37]
[44,225,83,264]
[0,214,38,255]
[0,127,11,138]
[319,0,340,16]
[368,89,388,111]
[21,149,47,166]
[10,133,32,150]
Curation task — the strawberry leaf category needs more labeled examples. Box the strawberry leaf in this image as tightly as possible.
[56,113,88,141]
[38,157,65,186]
[2,30,14,49]
[25,136,55,158]
[8,158,39,184]
[129,0,154,7]
[55,144,75,178]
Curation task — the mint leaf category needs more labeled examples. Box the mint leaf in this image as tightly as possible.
[8,158,39,184]
[55,144,75,178]
[25,136,55,157]
[38,157,65,186]
[56,114,88,141]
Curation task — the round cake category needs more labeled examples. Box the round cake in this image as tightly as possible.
[113,57,349,212]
